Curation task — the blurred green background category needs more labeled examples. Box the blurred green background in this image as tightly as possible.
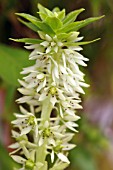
[0,0,113,170]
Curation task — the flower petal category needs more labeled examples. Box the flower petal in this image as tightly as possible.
[57,153,70,164]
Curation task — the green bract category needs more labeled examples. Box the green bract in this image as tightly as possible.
[13,3,104,43]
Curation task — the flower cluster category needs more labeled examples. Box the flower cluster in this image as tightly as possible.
[10,4,102,170]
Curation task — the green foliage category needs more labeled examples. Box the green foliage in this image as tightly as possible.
[58,16,104,33]
[16,13,55,36]
[63,8,85,24]
[0,142,18,170]
[13,3,103,44]
[69,146,97,170]
[10,38,43,44]
[0,44,34,86]
[64,38,100,47]
[45,16,63,31]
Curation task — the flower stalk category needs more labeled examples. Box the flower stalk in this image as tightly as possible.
[9,3,103,170]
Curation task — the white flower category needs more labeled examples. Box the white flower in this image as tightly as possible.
[12,106,38,136]
[9,131,37,155]
[38,121,64,147]
[11,150,44,170]
[39,82,66,106]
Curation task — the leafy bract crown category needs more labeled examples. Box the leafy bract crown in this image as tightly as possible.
[11,4,104,45]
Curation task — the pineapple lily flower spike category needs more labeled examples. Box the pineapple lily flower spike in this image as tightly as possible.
[9,4,104,170]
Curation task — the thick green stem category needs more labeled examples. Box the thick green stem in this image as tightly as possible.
[41,96,53,123]
[36,96,53,170]
[36,139,47,163]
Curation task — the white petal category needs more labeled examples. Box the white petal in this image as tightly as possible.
[59,105,63,118]
[63,133,74,142]
[34,125,39,138]
[75,86,85,94]
[14,113,28,118]
[76,59,87,66]
[65,122,78,132]
[40,41,49,47]
[45,34,52,41]
[46,46,51,53]
[67,76,76,86]
[64,115,80,121]
[9,142,20,149]
[9,148,21,155]
[16,96,32,103]
[37,73,45,79]
[57,153,70,164]
[75,36,84,42]
[53,132,64,138]
[48,138,56,146]
[25,44,39,49]
[27,80,38,88]
[69,46,83,51]
[11,155,26,164]
[12,130,19,138]
[27,99,39,106]
[20,126,32,135]
[39,92,47,101]
[79,82,90,87]
[21,66,35,74]
[62,53,66,68]
[36,82,43,92]
[54,46,58,53]
[49,56,58,67]
[62,144,76,151]
[59,65,67,74]
[57,89,65,101]
[18,79,27,87]
[52,66,59,79]
[67,32,79,42]
[11,118,26,125]
[50,96,57,106]
[39,137,44,146]
[51,150,55,163]
[18,88,34,95]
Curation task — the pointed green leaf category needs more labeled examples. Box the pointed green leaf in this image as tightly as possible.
[9,38,43,44]
[57,33,70,40]
[57,9,66,21]
[16,13,55,36]
[38,3,53,17]
[16,13,42,31]
[64,38,100,46]
[38,22,55,36]
[18,18,39,32]
[16,13,40,23]
[63,8,85,24]
[38,8,65,22]
[59,15,104,33]
[58,22,79,33]
[16,13,41,30]
[38,12,48,21]
[74,15,105,31]
[52,7,60,13]
[45,16,63,31]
